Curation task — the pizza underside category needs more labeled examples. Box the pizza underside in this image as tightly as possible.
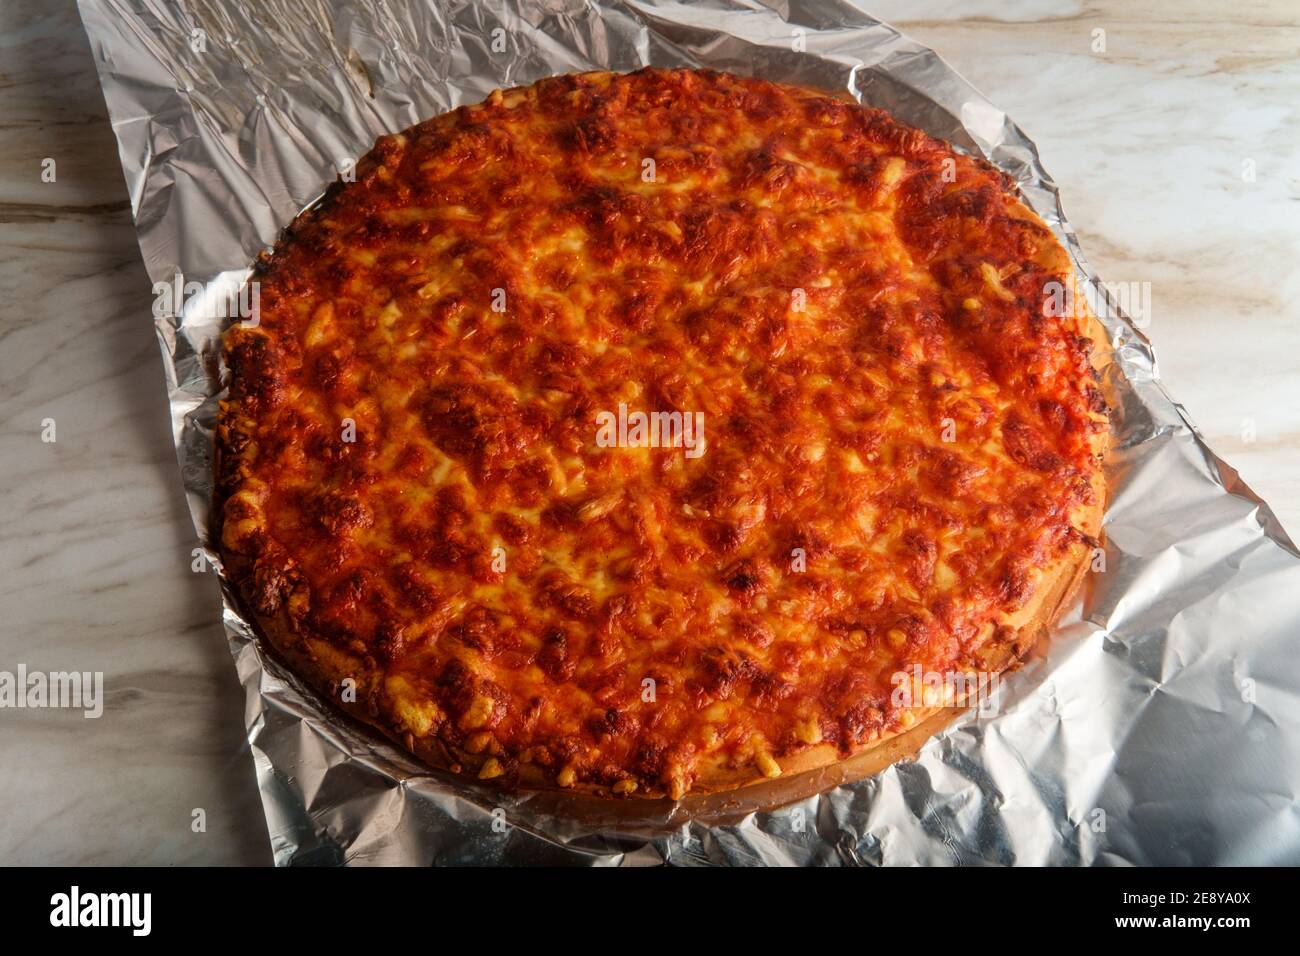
[217,68,1109,800]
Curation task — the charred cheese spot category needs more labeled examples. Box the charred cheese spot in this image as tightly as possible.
[218,67,1107,797]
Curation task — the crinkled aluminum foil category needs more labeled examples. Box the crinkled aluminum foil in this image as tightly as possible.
[78,0,1300,865]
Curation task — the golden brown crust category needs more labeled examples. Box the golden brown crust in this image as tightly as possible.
[216,67,1110,801]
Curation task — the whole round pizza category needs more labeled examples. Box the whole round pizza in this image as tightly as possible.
[217,68,1109,799]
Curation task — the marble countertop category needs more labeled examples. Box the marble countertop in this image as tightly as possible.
[1,0,1296,865]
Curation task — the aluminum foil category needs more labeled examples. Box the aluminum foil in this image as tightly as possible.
[78,0,1300,865]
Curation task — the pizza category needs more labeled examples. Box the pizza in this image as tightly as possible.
[216,67,1109,800]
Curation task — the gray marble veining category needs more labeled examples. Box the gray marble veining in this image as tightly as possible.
[1,0,269,865]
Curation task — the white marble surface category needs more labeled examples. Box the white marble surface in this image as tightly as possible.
[0,0,1296,864]
[0,0,270,864]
